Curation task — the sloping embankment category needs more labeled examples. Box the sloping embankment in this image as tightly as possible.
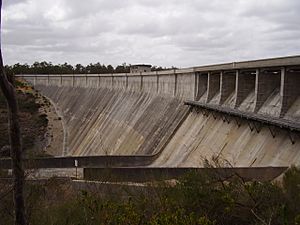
[36,85,188,156]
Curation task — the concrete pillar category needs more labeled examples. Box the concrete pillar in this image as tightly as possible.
[125,74,128,90]
[196,73,208,101]
[206,72,220,103]
[85,75,88,87]
[194,72,198,101]
[111,75,114,90]
[219,71,236,105]
[234,70,255,108]
[47,74,50,85]
[98,75,101,88]
[280,67,300,117]
[254,69,281,112]
[60,75,63,86]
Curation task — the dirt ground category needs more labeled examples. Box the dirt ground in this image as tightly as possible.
[36,92,64,156]
[0,78,64,158]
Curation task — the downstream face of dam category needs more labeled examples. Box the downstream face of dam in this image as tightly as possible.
[22,56,300,167]
[37,86,188,156]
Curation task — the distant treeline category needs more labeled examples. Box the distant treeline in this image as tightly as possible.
[5,62,175,75]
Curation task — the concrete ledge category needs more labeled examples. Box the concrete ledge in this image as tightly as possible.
[83,167,288,182]
[193,55,300,72]
[185,100,300,132]
[0,155,155,169]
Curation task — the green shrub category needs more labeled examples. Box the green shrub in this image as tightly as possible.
[0,169,8,177]
[1,166,300,225]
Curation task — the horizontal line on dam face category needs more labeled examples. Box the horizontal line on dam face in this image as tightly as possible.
[185,100,300,132]
[0,155,156,169]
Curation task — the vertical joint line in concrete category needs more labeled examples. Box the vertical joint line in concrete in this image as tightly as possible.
[174,73,178,96]
[72,75,75,87]
[140,72,143,91]
[156,71,159,93]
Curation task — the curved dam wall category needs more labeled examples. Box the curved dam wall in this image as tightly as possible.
[21,56,300,167]
[34,85,188,156]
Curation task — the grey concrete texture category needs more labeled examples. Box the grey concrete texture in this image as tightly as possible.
[153,110,300,167]
[0,155,154,169]
[18,56,300,168]
[83,167,288,182]
[35,85,188,156]
[220,72,236,105]
[206,72,221,104]
[235,71,256,110]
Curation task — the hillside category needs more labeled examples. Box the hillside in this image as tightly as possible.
[0,79,50,158]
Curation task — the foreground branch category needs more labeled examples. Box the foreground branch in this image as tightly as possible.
[0,1,26,224]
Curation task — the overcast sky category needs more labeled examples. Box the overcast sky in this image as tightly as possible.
[2,0,300,68]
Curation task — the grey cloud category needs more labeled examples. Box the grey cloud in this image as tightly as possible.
[3,0,26,8]
[2,0,300,67]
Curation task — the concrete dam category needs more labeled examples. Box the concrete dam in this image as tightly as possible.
[20,56,300,169]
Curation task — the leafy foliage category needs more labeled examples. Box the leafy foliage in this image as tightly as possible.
[0,79,48,157]
[4,62,173,75]
[1,167,300,224]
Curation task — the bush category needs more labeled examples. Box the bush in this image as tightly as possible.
[0,169,8,178]
[1,166,300,224]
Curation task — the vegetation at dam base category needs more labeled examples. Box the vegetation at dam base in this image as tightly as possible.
[0,79,49,158]
[1,167,300,225]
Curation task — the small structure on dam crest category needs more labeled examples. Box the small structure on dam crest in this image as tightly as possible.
[130,64,152,73]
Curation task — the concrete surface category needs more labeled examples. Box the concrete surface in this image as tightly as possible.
[17,56,300,168]
[83,167,288,182]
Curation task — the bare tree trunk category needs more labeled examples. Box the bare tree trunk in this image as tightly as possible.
[0,1,26,225]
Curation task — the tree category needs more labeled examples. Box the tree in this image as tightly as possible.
[0,1,27,225]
